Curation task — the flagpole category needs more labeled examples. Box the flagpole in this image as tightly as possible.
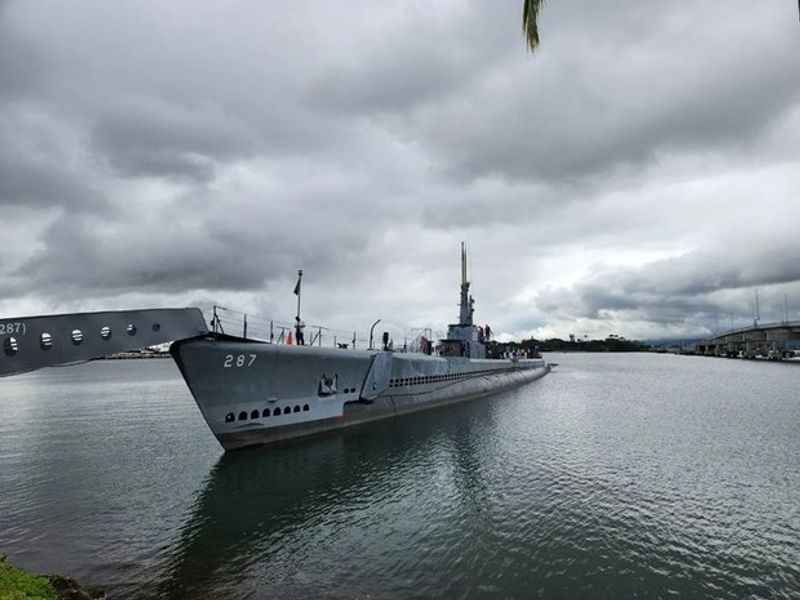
[295,269,303,321]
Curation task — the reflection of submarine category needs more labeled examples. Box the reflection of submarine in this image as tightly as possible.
[154,400,509,599]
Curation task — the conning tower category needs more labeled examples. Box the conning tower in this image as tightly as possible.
[442,243,485,358]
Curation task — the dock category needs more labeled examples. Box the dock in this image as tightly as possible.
[694,321,800,360]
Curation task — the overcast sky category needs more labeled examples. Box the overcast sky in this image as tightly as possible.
[1,0,799,341]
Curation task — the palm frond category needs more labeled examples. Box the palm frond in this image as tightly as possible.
[522,0,544,52]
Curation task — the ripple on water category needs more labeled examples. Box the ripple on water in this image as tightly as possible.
[1,355,800,599]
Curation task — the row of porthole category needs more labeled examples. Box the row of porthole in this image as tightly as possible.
[389,372,470,387]
[225,404,311,423]
[3,322,162,357]
[388,368,515,388]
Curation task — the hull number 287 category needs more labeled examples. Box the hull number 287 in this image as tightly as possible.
[223,354,257,368]
[0,322,26,336]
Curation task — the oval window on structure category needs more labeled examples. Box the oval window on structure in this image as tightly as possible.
[4,337,19,356]
[101,326,112,340]
[40,333,53,350]
[71,329,84,345]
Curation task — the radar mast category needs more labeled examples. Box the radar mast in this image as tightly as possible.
[459,242,474,326]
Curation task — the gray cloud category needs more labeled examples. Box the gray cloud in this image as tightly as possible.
[0,110,106,210]
[0,0,798,340]
[396,1,800,184]
[536,236,800,333]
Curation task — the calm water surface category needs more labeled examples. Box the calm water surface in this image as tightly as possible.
[1,354,799,599]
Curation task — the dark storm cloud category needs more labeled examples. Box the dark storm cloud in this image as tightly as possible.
[398,1,800,185]
[0,112,106,210]
[11,179,379,299]
[306,4,517,117]
[0,143,95,209]
[90,102,253,182]
[88,97,355,182]
[14,212,271,296]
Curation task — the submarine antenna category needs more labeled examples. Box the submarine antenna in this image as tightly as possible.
[461,241,467,287]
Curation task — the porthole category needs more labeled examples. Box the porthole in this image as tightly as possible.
[250,409,259,419]
[263,409,271,417]
[274,407,281,416]
[152,323,161,332]
[293,405,300,413]
[284,407,291,415]
[40,332,53,350]
[127,323,137,336]
[4,337,19,356]
[100,326,112,340]
[238,411,247,421]
[71,329,84,345]
[303,404,310,411]
[225,412,234,423]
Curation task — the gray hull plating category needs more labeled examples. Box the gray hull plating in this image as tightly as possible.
[172,335,550,450]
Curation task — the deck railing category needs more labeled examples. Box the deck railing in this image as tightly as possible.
[208,305,443,352]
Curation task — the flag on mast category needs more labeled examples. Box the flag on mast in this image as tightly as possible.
[293,270,303,295]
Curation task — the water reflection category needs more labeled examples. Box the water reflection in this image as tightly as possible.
[5,356,799,599]
[157,404,498,600]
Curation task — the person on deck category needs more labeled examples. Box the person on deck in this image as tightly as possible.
[295,316,306,345]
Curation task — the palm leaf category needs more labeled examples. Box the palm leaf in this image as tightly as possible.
[522,0,544,52]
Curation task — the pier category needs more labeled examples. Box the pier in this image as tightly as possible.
[695,321,800,360]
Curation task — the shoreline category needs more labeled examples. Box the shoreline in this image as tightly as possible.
[0,554,104,600]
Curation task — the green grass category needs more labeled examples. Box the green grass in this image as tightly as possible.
[0,556,57,600]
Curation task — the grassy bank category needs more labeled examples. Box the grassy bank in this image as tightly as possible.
[0,555,102,600]
[0,556,56,600]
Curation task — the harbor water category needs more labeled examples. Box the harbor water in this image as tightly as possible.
[1,353,799,599]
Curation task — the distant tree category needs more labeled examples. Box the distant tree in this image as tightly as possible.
[522,0,545,51]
